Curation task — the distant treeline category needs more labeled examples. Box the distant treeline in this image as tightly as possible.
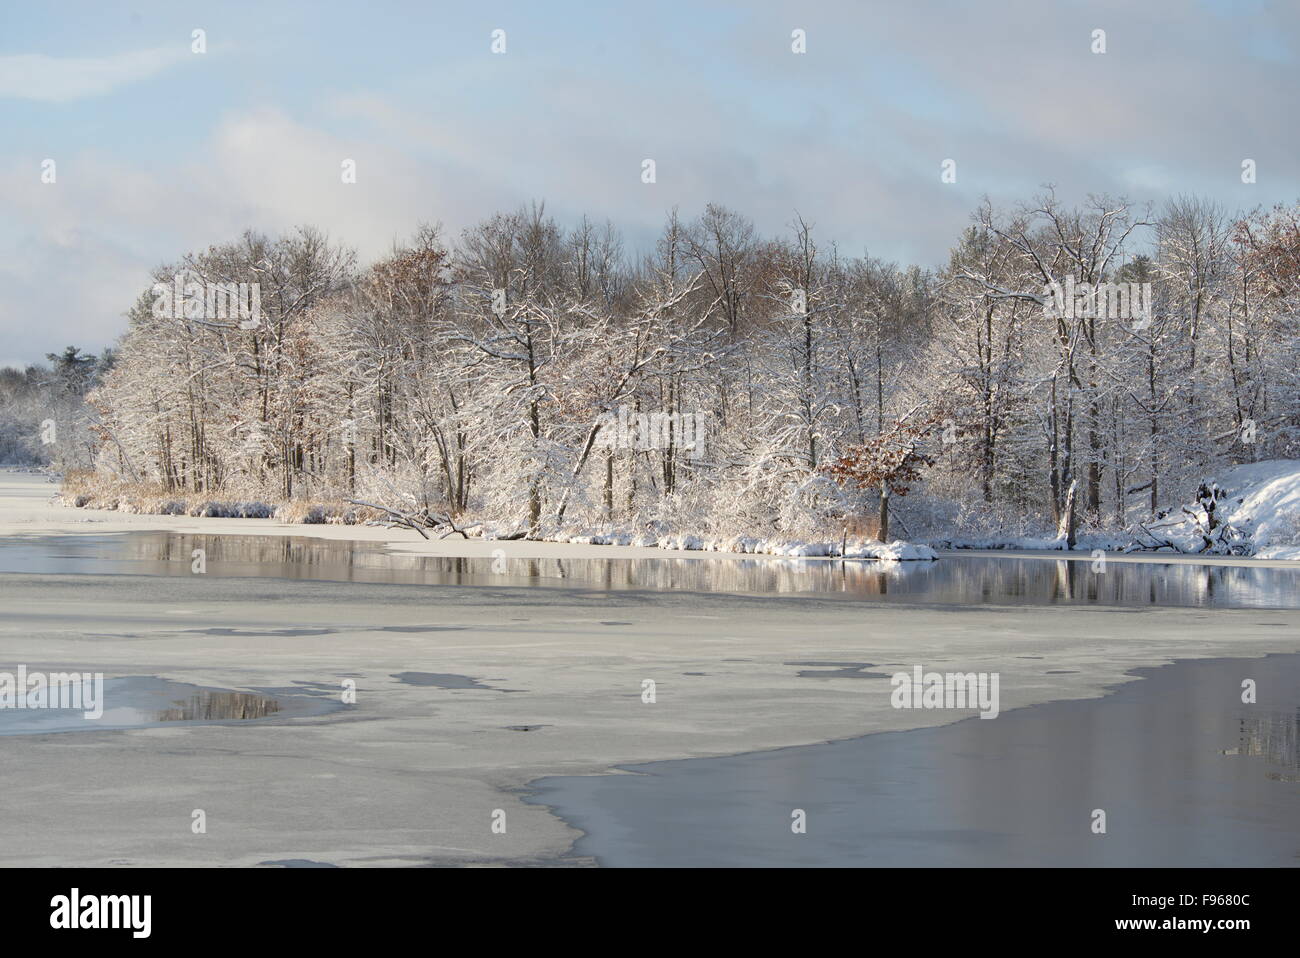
[77,192,1300,539]
[0,347,112,468]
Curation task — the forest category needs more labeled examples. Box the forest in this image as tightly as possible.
[25,191,1300,545]
[0,346,110,469]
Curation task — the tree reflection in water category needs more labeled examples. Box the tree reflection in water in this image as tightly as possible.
[1233,708,1300,780]
[154,691,282,722]
[7,531,1300,609]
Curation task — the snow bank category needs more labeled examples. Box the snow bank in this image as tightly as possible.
[859,540,940,561]
[473,519,938,560]
[438,514,934,559]
[1140,460,1300,559]
[1228,462,1300,558]
[929,533,1128,552]
[545,528,937,560]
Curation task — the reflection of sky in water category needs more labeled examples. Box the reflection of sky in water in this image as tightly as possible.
[528,654,1300,867]
[9,680,98,709]
[3,532,1300,609]
[0,677,329,735]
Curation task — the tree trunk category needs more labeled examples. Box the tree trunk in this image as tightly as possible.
[604,452,614,521]
[1057,479,1078,549]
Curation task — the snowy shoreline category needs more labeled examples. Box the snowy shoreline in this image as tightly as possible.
[0,470,1294,566]
[16,464,1300,568]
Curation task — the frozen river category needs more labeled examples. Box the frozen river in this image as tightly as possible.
[1,529,1298,609]
[0,475,1297,867]
[528,652,1300,866]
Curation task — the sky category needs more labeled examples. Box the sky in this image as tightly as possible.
[1,0,1297,367]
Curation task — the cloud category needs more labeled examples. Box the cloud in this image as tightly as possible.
[203,107,473,258]
[3,0,1299,367]
[0,106,474,365]
[0,47,191,102]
